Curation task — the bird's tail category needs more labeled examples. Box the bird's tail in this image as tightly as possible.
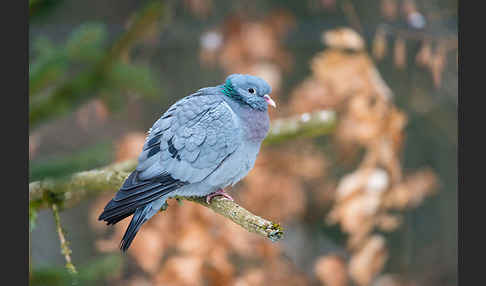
[120,204,153,251]
[98,170,186,251]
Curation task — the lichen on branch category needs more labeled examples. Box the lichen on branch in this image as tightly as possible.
[182,196,284,241]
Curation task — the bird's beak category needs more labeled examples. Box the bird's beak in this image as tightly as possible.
[263,94,276,108]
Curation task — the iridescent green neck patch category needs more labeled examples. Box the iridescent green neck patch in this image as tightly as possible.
[221,79,237,97]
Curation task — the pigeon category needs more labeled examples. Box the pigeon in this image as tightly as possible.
[98,74,276,251]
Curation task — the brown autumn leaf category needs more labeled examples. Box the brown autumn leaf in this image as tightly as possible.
[393,37,406,70]
[265,259,310,285]
[202,246,235,286]
[233,259,309,286]
[128,227,165,274]
[311,50,377,97]
[176,220,213,256]
[289,78,334,113]
[154,255,205,286]
[416,40,432,67]
[242,169,305,222]
[330,193,379,239]
[375,213,402,232]
[219,36,247,73]
[310,181,338,209]
[209,12,293,76]
[241,22,281,62]
[328,168,391,248]
[314,255,349,286]
[258,144,327,179]
[322,28,365,52]
[385,107,407,150]
[349,235,388,286]
[333,168,371,201]
[234,268,265,286]
[384,168,438,210]
[335,95,388,147]
[372,28,387,61]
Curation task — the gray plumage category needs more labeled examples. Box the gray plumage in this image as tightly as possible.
[98,74,275,251]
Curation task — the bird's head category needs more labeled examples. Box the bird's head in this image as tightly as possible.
[221,74,276,111]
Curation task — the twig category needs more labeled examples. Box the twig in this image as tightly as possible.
[264,110,336,146]
[29,110,337,241]
[183,196,283,241]
[52,203,77,274]
[29,159,137,209]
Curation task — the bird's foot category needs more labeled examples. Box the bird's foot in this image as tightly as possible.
[205,189,234,204]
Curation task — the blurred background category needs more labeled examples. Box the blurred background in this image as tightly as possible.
[29,0,457,285]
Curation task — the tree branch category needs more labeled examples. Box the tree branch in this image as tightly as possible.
[29,110,336,241]
[184,196,284,241]
[52,203,77,274]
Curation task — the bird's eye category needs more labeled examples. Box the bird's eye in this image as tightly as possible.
[248,88,255,94]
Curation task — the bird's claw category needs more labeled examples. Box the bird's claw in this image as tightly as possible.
[205,189,234,204]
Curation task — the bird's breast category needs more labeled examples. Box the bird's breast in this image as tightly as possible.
[239,109,270,143]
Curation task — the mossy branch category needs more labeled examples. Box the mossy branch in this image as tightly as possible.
[183,196,284,241]
[29,110,336,241]
[52,203,77,274]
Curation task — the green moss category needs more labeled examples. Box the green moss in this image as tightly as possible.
[43,191,65,208]
[29,203,39,232]
[159,201,169,212]
[268,223,284,242]
[257,222,284,242]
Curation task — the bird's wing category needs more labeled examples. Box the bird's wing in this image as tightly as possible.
[99,91,240,224]
[136,90,241,183]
